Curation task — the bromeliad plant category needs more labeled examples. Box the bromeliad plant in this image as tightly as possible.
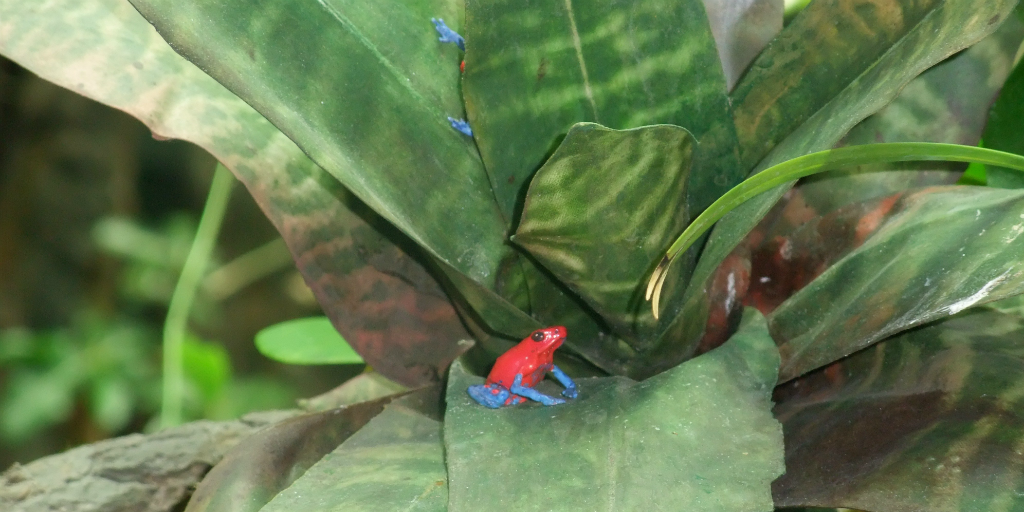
[4,0,1024,510]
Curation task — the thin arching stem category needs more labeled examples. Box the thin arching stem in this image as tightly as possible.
[646,143,1024,318]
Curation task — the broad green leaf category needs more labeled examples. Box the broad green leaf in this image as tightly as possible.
[697,18,1024,352]
[514,123,695,344]
[769,185,1024,382]
[255,317,363,365]
[983,50,1024,188]
[185,397,398,512]
[299,372,408,412]
[0,0,472,386]
[260,387,446,512]
[647,0,1018,374]
[127,0,525,307]
[800,13,1024,211]
[773,308,1024,511]
[463,0,741,224]
[444,309,783,512]
[702,0,784,90]
[731,0,1016,171]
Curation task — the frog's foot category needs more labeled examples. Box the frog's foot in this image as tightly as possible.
[431,18,465,51]
[447,117,473,137]
[561,385,578,400]
[551,366,578,400]
[468,383,512,409]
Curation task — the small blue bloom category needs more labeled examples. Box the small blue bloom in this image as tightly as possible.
[448,117,473,137]
[431,18,465,51]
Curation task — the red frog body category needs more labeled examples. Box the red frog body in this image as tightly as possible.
[467,326,578,408]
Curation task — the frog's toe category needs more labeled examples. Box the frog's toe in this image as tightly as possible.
[468,384,508,408]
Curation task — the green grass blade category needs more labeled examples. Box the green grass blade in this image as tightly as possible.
[647,142,1024,316]
[162,164,234,428]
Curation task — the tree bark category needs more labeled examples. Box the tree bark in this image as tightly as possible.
[0,410,297,512]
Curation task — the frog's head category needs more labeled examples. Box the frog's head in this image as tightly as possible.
[526,326,567,356]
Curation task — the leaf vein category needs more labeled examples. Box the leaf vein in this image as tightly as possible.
[563,0,598,122]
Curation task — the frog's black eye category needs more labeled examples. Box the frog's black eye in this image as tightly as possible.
[531,331,545,342]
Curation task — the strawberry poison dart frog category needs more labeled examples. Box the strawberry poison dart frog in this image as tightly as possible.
[467,326,578,408]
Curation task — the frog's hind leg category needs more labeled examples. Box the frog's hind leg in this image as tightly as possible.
[468,384,510,409]
[510,374,565,406]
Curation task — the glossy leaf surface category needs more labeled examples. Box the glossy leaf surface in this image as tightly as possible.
[185,398,397,512]
[0,0,471,386]
[983,52,1024,188]
[773,308,1024,511]
[463,0,741,224]
[514,124,695,342]
[126,0,531,316]
[260,388,446,512]
[444,309,783,511]
[770,185,1024,382]
[255,317,363,365]
[702,0,784,90]
[697,191,896,353]
[650,0,1018,373]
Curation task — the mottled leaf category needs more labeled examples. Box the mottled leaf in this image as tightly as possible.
[770,185,1024,382]
[127,0,518,293]
[0,0,471,386]
[647,0,1018,375]
[514,123,695,344]
[799,13,1024,212]
[698,191,900,354]
[255,317,363,365]
[464,0,741,223]
[444,309,783,512]
[747,192,901,313]
[773,308,1024,511]
[299,372,408,412]
[696,17,1024,353]
[185,397,399,512]
[702,0,784,90]
[260,387,446,512]
[732,0,1016,171]
[984,49,1024,188]
[458,0,745,374]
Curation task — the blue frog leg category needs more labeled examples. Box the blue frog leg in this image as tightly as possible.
[467,383,510,409]
[431,18,465,51]
[510,374,565,406]
[447,117,473,137]
[550,365,578,399]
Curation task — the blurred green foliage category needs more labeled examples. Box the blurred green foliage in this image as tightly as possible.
[0,315,158,441]
[0,57,332,467]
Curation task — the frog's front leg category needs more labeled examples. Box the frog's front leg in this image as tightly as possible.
[510,374,565,406]
[430,18,465,51]
[550,365,578,399]
[467,383,509,408]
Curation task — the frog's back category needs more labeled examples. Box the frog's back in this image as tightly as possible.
[486,343,554,388]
